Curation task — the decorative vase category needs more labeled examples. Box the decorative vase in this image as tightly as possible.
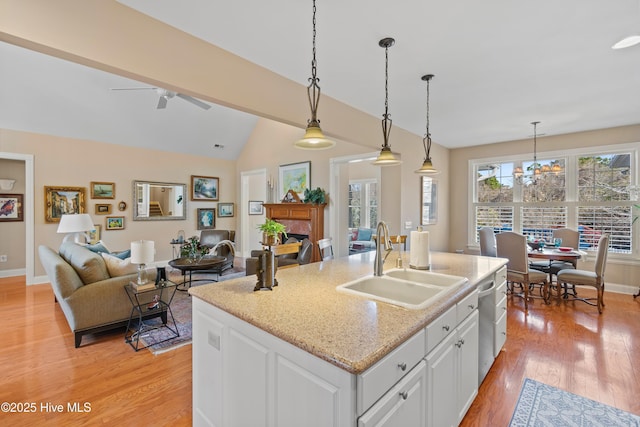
[262,233,278,247]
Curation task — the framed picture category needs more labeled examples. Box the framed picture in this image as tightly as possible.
[95,203,112,215]
[218,202,234,217]
[279,161,311,200]
[88,224,101,244]
[0,193,23,222]
[191,175,219,201]
[106,216,125,230]
[118,201,127,211]
[45,186,86,223]
[90,182,115,199]
[248,200,264,215]
[196,208,216,230]
[420,176,438,225]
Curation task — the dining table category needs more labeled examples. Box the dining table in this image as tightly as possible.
[528,247,584,298]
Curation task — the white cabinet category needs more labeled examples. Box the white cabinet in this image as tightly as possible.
[425,306,479,427]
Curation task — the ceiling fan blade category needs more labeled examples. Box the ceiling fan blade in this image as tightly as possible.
[157,96,168,109]
[177,93,211,110]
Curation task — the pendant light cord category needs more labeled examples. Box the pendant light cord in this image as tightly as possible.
[381,40,393,149]
[307,0,321,125]
[422,75,434,161]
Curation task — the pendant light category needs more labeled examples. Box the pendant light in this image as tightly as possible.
[514,121,555,185]
[372,37,402,166]
[415,74,439,175]
[612,0,640,49]
[294,0,334,149]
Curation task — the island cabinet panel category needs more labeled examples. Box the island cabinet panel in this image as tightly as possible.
[192,297,355,427]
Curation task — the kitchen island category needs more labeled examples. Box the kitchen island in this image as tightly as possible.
[190,251,507,427]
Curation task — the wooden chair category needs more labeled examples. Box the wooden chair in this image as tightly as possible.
[496,232,548,311]
[556,234,609,313]
[317,238,334,261]
[478,227,497,257]
[271,241,302,269]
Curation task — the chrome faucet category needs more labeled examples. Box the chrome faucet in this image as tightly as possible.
[374,221,394,276]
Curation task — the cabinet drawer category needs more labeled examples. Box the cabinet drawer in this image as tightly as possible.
[456,289,478,324]
[357,329,426,415]
[495,266,507,286]
[425,305,456,354]
[494,280,508,305]
[494,311,507,357]
[494,295,507,320]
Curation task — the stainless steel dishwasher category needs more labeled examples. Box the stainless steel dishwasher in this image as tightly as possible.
[477,277,496,384]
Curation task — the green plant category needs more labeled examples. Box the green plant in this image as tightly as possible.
[180,236,209,258]
[258,219,287,239]
[303,187,327,204]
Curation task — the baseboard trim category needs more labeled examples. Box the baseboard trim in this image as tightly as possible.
[0,268,25,279]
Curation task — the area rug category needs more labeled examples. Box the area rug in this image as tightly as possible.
[138,266,246,354]
[509,378,640,426]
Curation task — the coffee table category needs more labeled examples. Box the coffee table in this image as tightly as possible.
[169,255,227,290]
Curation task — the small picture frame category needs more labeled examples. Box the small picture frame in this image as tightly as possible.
[90,182,115,199]
[0,193,24,222]
[95,204,112,215]
[196,208,216,230]
[217,202,234,217]
[106,216,125,230]
[191,175,219,201]
[44,186,86,223]
[118,201,127,211]
[279,161,311,200]
[248,200,264,215]
[88,224,101,244]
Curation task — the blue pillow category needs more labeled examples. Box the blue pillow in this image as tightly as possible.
[85,241,111,254]
[111,249,131,260]
[358,228,372,241]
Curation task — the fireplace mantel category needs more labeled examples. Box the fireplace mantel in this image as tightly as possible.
[263,203,326,263]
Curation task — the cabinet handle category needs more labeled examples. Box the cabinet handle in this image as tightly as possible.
[468,304,475,310]
[442,325,450,332]
[502,306,507,311]
[502,332,507,335]
[399,391,408,400]
[455,340,462,348]
[397,362,407,371]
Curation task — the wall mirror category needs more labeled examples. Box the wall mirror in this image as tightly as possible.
[133,180,187,221]
[420,176,438,225]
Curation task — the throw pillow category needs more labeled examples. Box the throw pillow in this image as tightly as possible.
[85,240,111,254]
[349,229,358,241]
[111,249,131,260]
[358,228,372,241]
[101,253,137,277]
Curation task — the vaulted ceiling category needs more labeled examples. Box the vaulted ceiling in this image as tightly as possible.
[1,0,639,159]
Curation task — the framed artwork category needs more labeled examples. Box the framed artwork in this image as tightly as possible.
[191,175,219,201]
[88,224,101,244]
[196,208,216,230]
[248,200,264,215]
[44,186,86,223]
[90,182,115,199]
[118,201,127,211]
[95,204,112,215]
[420,176,438,225]
[106,216,125,230]
[279,161,310,200]
[218,202,234,217]
[0,193,24,222]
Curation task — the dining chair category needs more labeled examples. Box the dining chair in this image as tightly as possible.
[530,228,580,296]
[556,234,609,313]
[317,238,334,261]
[496,232,548,311]
[478,227,497,257]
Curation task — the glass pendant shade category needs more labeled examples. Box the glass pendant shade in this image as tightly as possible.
[373,146,401,166]
[294,123,334,149]
[415,158,439,175]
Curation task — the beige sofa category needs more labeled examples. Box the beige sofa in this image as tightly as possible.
[39,242,157,347]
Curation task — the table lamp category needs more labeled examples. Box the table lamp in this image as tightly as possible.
[57,214,94,243]
[131,240,155,285]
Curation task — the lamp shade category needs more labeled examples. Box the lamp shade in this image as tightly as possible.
[57,214,94,233]
[372,147,402,166]
[294,125,335,149]
[131,240,155,264]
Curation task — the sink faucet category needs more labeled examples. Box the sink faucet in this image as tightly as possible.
[374,221,394,276]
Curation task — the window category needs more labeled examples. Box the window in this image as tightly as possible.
[348,180,377,229]
[471,146,637,256]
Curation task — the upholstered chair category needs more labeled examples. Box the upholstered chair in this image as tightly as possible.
[479,227,497,257]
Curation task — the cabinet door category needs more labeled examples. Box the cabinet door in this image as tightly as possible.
[456,311,479,423]
[425,332,457,427]
[358,361,427,427]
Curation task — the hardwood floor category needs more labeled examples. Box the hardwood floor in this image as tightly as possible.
[1,275,639,426]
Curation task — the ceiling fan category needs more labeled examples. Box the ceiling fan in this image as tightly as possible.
[111,87,211,110]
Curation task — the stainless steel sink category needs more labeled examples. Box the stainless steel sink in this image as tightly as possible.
[336,271,467,310]
[385,268,468,287]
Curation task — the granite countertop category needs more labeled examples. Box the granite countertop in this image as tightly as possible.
[189,251,507,375]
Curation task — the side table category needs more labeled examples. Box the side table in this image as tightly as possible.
[124,280,179,351]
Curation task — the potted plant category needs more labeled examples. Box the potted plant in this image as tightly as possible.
[303,187,327,204]
[180,236,209,260]
[258,219,287,246]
